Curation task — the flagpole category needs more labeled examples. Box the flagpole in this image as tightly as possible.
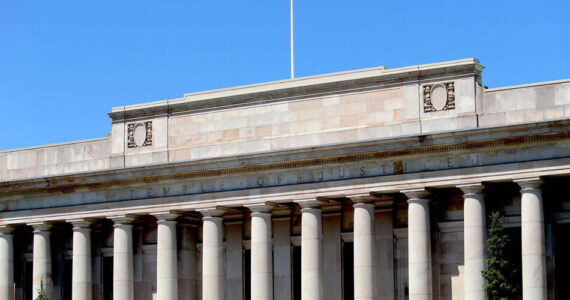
[290,0,295,79]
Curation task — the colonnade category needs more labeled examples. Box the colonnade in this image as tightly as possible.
[0,179,548,300]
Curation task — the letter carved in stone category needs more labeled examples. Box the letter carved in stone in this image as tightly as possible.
[127,121,153,148]
[423,82,455,112]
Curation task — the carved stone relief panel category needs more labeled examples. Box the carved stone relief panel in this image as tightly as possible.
[127,121,153,148]
[423,82,455,112]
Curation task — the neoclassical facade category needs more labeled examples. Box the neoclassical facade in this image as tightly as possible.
[1,58,569,300]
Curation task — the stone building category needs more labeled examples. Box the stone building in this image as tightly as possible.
[1,58,569,300]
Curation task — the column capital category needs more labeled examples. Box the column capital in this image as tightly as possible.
[151,211,180,222]
[28,222,52,232]
[295,199,327,209]
[347,193,376,204]
[68,219,93,230]
[515,178,542,191]
[457,184,485,196]
[402,189,430,203]
[0,225,14,234]
[245,202,277,214]
[197,207,226,218]
[108,215,136,225]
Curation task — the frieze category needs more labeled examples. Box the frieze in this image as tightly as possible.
[423,82,455,112]
[2,130,570,205]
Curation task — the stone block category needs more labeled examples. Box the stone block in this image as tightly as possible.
[456,77,475,114]
[479,112,506,127]
[524,108,545,122]
[506,110,526,124]
[421,117,457,133]
[554,83,570,105]
[456,114,477,129]
[544,107,564,120]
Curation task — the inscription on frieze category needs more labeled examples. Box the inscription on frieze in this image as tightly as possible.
[127,121,152,148]
[423,82,455,112]
[107,154,478,202]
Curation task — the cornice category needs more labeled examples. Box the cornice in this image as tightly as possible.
[1,119,569,197]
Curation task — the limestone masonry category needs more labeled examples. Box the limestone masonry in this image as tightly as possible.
[1,58,570,300]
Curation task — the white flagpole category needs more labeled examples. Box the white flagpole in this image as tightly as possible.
[290,0,295,79]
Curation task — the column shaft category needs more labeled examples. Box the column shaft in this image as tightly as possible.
[112,218,134,300]
[460,185,486,300]
[71,221,92,300]
[518,179,547,300]
[0,226,14,300]
[251,210,273,300]
[31,223,53,299]
[301,204,323,300]
[354,202,376,300]
[202,213,224,300]
[157,215,178,300]
[406,191,432,300]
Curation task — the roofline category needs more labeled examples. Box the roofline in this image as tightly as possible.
[0,137,108,154]
[485,78,570,92]
[109,58,483,120]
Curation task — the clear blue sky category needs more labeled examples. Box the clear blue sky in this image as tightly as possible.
[1,1,569,150]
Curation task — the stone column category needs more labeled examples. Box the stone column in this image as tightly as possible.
[154,212,179,300]
[179,221,198,300]
[248,204,274,300]
[111,216,135,300]
[70,220,92,300]
[300,201,324,300]
[404,190,432,300]
[200,209,225,300]
[458,184,486,300]
[516,178,547,300]
[353,198,376,300]
[30,222,53,300]
[0,226,14,300]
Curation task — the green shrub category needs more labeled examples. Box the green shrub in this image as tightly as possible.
[481,211,519,300]
[35,280,49,300]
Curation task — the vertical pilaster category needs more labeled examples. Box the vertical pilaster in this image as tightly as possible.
[0,226,14,300]
[516,178,547,300]
[70,220,93,300]
[353,198,376,300]
[30,222,53,300]
[200,208,225,300]
[248,203,275,300]
[179,221,198,300]
[154,212,179,300]
[404,190,432,300]
[458,184,486,300]
[300,201,324,300]
[111,216,135,300]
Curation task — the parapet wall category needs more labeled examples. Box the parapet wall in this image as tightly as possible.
[1,59,569,182]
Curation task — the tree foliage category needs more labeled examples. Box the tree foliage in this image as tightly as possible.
[35,280,49,300]
[481,211,519,300]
